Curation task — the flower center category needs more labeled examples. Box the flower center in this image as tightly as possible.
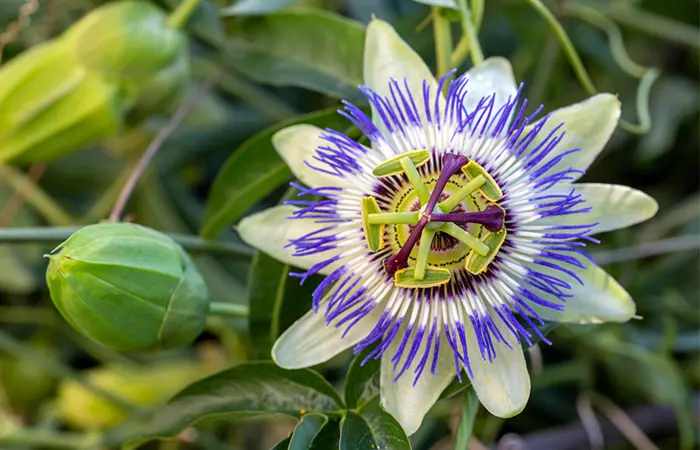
[361,151,507,289]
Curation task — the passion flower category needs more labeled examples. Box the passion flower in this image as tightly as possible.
[238,19,658,434]
[45,223,209,352]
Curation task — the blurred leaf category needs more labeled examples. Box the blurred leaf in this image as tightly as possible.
[344,349,380,409]
[599,341,687,405]
[223,10,366,101]
[248,252,289,359]
[200,107,348,238]
[454,389,478,450]
[339,401,411,450]
[222,0,295,16]
[123,362,345,448]
[289,413,328,450]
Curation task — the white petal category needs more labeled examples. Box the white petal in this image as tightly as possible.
[273,124,352,189]
[528,263,635,324]
[237,205,340,274]
[536,183,658,234]
[380,334,456,435]
[462,57,517,123]
[272,302,382,369]
[522,94,620,180]
[466,316,530,418]
[363,19,442,129]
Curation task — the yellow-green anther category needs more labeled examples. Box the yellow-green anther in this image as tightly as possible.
[394,267,451,289]
[466,228,507,274]
[367,211,420,225]
[361,196,385,252]
[441,223,489,256]
[462,161,503,201]
[438,175,486,212]
[372,149,430,177]
[400,156,430,204]
[414,228,437,280]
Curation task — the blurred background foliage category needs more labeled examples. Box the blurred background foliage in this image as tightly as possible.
[0,0,697,449]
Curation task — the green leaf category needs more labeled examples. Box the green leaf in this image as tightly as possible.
[454,390,479,450]
[600,342,687,405]
[122,362,345,449]
[200,107,348,238]
[309,418,341,450]
[223,10,366,101]
[344,349,381,409]
[289,413,329,450]
[221,0,294,16]
[270,436,292,450]
[339,401,411,450]
[248,252,289,359]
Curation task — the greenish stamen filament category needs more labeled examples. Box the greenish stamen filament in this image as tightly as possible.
[438,175,486,212]
[367,211,420,225]
[400,156,431,204]
[414,228,437,280]
[440,223,490,256]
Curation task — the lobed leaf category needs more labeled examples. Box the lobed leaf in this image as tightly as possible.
[122,362,345,449]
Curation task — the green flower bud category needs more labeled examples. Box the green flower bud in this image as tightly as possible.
[45,223,210,352]
[0,39,123,163]
[66,0,186,81]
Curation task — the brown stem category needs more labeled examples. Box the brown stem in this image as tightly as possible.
[108,74,221,222]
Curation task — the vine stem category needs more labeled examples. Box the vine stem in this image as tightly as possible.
[432,7,453,79]
[526,0,596,96]
[208,302,250,318]
[0,226,254,257]
[0,429,100,449]
[166,0,205,29]
[456,0,484,66]
[108,74,220,222]
[0,163,75,226]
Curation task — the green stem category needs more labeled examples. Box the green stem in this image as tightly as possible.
[0,226,254,258]
[567,3,647,78]
[0,329,137,412]
[167,0,204,29]
[618,68,659,134]
[577,0,700,49]
[456,0,484,65]
[432,7,454,79]
[0,164,76,226]
[208,302,250,318]
[526,0,597,96]
[0,429,100,449]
